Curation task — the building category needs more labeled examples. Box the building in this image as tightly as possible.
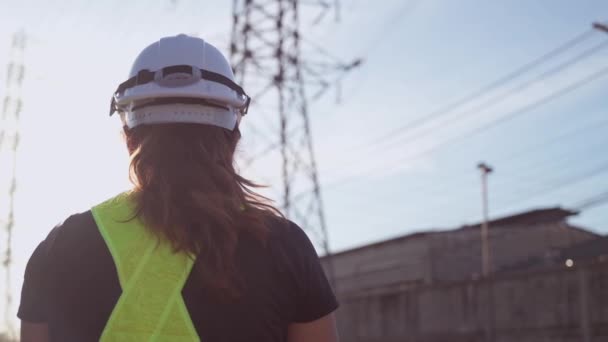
[323,207,598,296]
[325,207,608,342]
[336,260,608,342]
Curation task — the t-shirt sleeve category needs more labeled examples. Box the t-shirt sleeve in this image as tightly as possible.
[17,230,55,323]
[280,221,339,323]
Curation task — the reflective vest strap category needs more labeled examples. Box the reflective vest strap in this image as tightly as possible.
[92,193,199,341]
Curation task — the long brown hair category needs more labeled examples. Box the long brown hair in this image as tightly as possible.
[124,123,281,297]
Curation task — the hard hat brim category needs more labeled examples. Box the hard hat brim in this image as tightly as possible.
[115,80,247,109]
[123,103,238,130]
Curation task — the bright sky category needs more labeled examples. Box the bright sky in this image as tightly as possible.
[1,0,608,331]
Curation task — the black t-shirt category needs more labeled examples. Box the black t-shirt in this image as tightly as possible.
[18,211,338,341]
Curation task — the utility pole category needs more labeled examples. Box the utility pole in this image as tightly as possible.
[230,0,359,287]
[478,162,494,342]
[477,162,493,277]
[1,30,26,338]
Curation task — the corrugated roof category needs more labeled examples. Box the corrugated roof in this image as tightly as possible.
[458,207,579,231]
[324,207,579,259]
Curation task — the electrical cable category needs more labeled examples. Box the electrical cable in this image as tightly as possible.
[314,63,608,195]
[361,29,598,149]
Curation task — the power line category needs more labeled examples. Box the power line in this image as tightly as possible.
[410,124,608,202]
[359,28,597,149]
[321,27,605,175]
[339,22,608,191]
[316,63,608,193]
[575,190,608,210]
[301,36,347,65]
[492,138,608,194]
[378,40,608,152]
[334,128,608,220]
[349,99,608,204]
[377,155,608,231]
[350,24,608,200]
[377,64,608,176]
[359,0,421,56]
[493,116,608,165]
[499,159,608,211]
[339,0,421,100]
[414,114,608,197]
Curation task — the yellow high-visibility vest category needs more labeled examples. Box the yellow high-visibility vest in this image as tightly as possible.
[91,193,200,341]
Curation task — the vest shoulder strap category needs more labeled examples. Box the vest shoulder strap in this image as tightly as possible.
[92,193,199,341]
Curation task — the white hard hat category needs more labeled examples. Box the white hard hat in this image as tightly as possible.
[110,34,250,131]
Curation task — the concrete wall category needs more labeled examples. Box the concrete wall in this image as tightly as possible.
[327,234,432,295]
[429,222,596,282]
[324,222,597,296]
[335,262,608,342]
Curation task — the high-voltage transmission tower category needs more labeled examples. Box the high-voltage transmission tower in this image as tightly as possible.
[230,0,359,271]
[1,30,25,335]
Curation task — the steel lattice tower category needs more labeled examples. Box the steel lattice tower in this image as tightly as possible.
[1,30,25,336]
[230,0,357,277]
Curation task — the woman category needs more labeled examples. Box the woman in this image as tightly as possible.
[18,34,339,342]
